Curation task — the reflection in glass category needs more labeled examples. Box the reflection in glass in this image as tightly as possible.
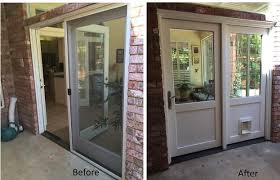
[75,18,126,159]
[170,29,215,104]
[230,33,262,98]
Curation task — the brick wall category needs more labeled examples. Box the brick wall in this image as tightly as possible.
[1,4,16,128]
[125,3,144,180]
[272,65,280,142]
[147,3,266,174]
[3,4,38,134]
[24,3,91,26]
[147,4,169,174]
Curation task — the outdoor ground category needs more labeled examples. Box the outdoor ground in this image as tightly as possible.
[149,142,280,180]
[1,131,115,180]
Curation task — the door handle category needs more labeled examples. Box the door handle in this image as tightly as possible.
[168,91,175,109]
[40,84,45,88]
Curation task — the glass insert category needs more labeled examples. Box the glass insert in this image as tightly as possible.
[75,18,126,158]
[170,29,215,104]
[230,33,262,98]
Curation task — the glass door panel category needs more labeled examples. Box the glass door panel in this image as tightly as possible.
[68,7,126,176]
[170,29,215,103]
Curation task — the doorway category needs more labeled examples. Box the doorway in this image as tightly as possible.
[36,23,70,147]
[30,4,128,179]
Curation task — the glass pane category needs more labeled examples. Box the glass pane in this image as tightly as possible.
[170,29,215,104]
[230,33,262,98]
[75,18,126,158]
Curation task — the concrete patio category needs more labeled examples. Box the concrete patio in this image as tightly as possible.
[149,142,280,180]
[1,131,115,180]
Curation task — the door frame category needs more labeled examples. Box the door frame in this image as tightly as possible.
[157,9,274,164]
[29,3,129,179]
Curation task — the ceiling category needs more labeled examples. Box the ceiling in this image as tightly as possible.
[197,3,269,14]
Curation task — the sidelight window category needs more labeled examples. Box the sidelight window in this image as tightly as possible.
[230,33,262,98]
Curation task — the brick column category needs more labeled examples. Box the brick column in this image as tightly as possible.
[272,65,280,142]
[147,5,169,174]
[1,4,16,128]
[4,3,38,134]
[124,3,144,180]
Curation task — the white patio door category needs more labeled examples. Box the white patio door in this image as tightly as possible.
[160,19,221,157]
[227,26,267,144]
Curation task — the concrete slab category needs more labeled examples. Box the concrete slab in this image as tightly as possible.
[1,132,116,180]
[149,142,280,180]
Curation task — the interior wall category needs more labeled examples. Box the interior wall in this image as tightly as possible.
[104,17,126,83]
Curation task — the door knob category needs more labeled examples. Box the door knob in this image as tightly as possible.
[168,91,175,109]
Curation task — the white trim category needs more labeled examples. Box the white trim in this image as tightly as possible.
[265,28,274,140]
[121,4,131,179]
[30,28,47,134]
[157,9,275,28]
[221,23,230,150]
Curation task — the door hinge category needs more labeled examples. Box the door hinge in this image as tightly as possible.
[67,88,71,95]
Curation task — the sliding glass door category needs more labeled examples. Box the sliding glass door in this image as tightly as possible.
[67,6,127,175]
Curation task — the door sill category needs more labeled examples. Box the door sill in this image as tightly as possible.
[42,131,70,151]
[171,137,265,165]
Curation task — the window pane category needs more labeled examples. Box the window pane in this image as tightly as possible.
[230,33,262,98]
[170,29,215,104]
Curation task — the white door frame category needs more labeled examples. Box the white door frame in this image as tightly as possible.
[29,3,129,180]
[158,9,274,163]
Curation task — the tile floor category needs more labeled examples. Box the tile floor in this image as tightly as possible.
[1,131,117,180]
[46,100,68,133]
[148,142,280,180]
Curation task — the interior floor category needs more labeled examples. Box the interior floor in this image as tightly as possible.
[46,98,69,144]
[149,142,280,180]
